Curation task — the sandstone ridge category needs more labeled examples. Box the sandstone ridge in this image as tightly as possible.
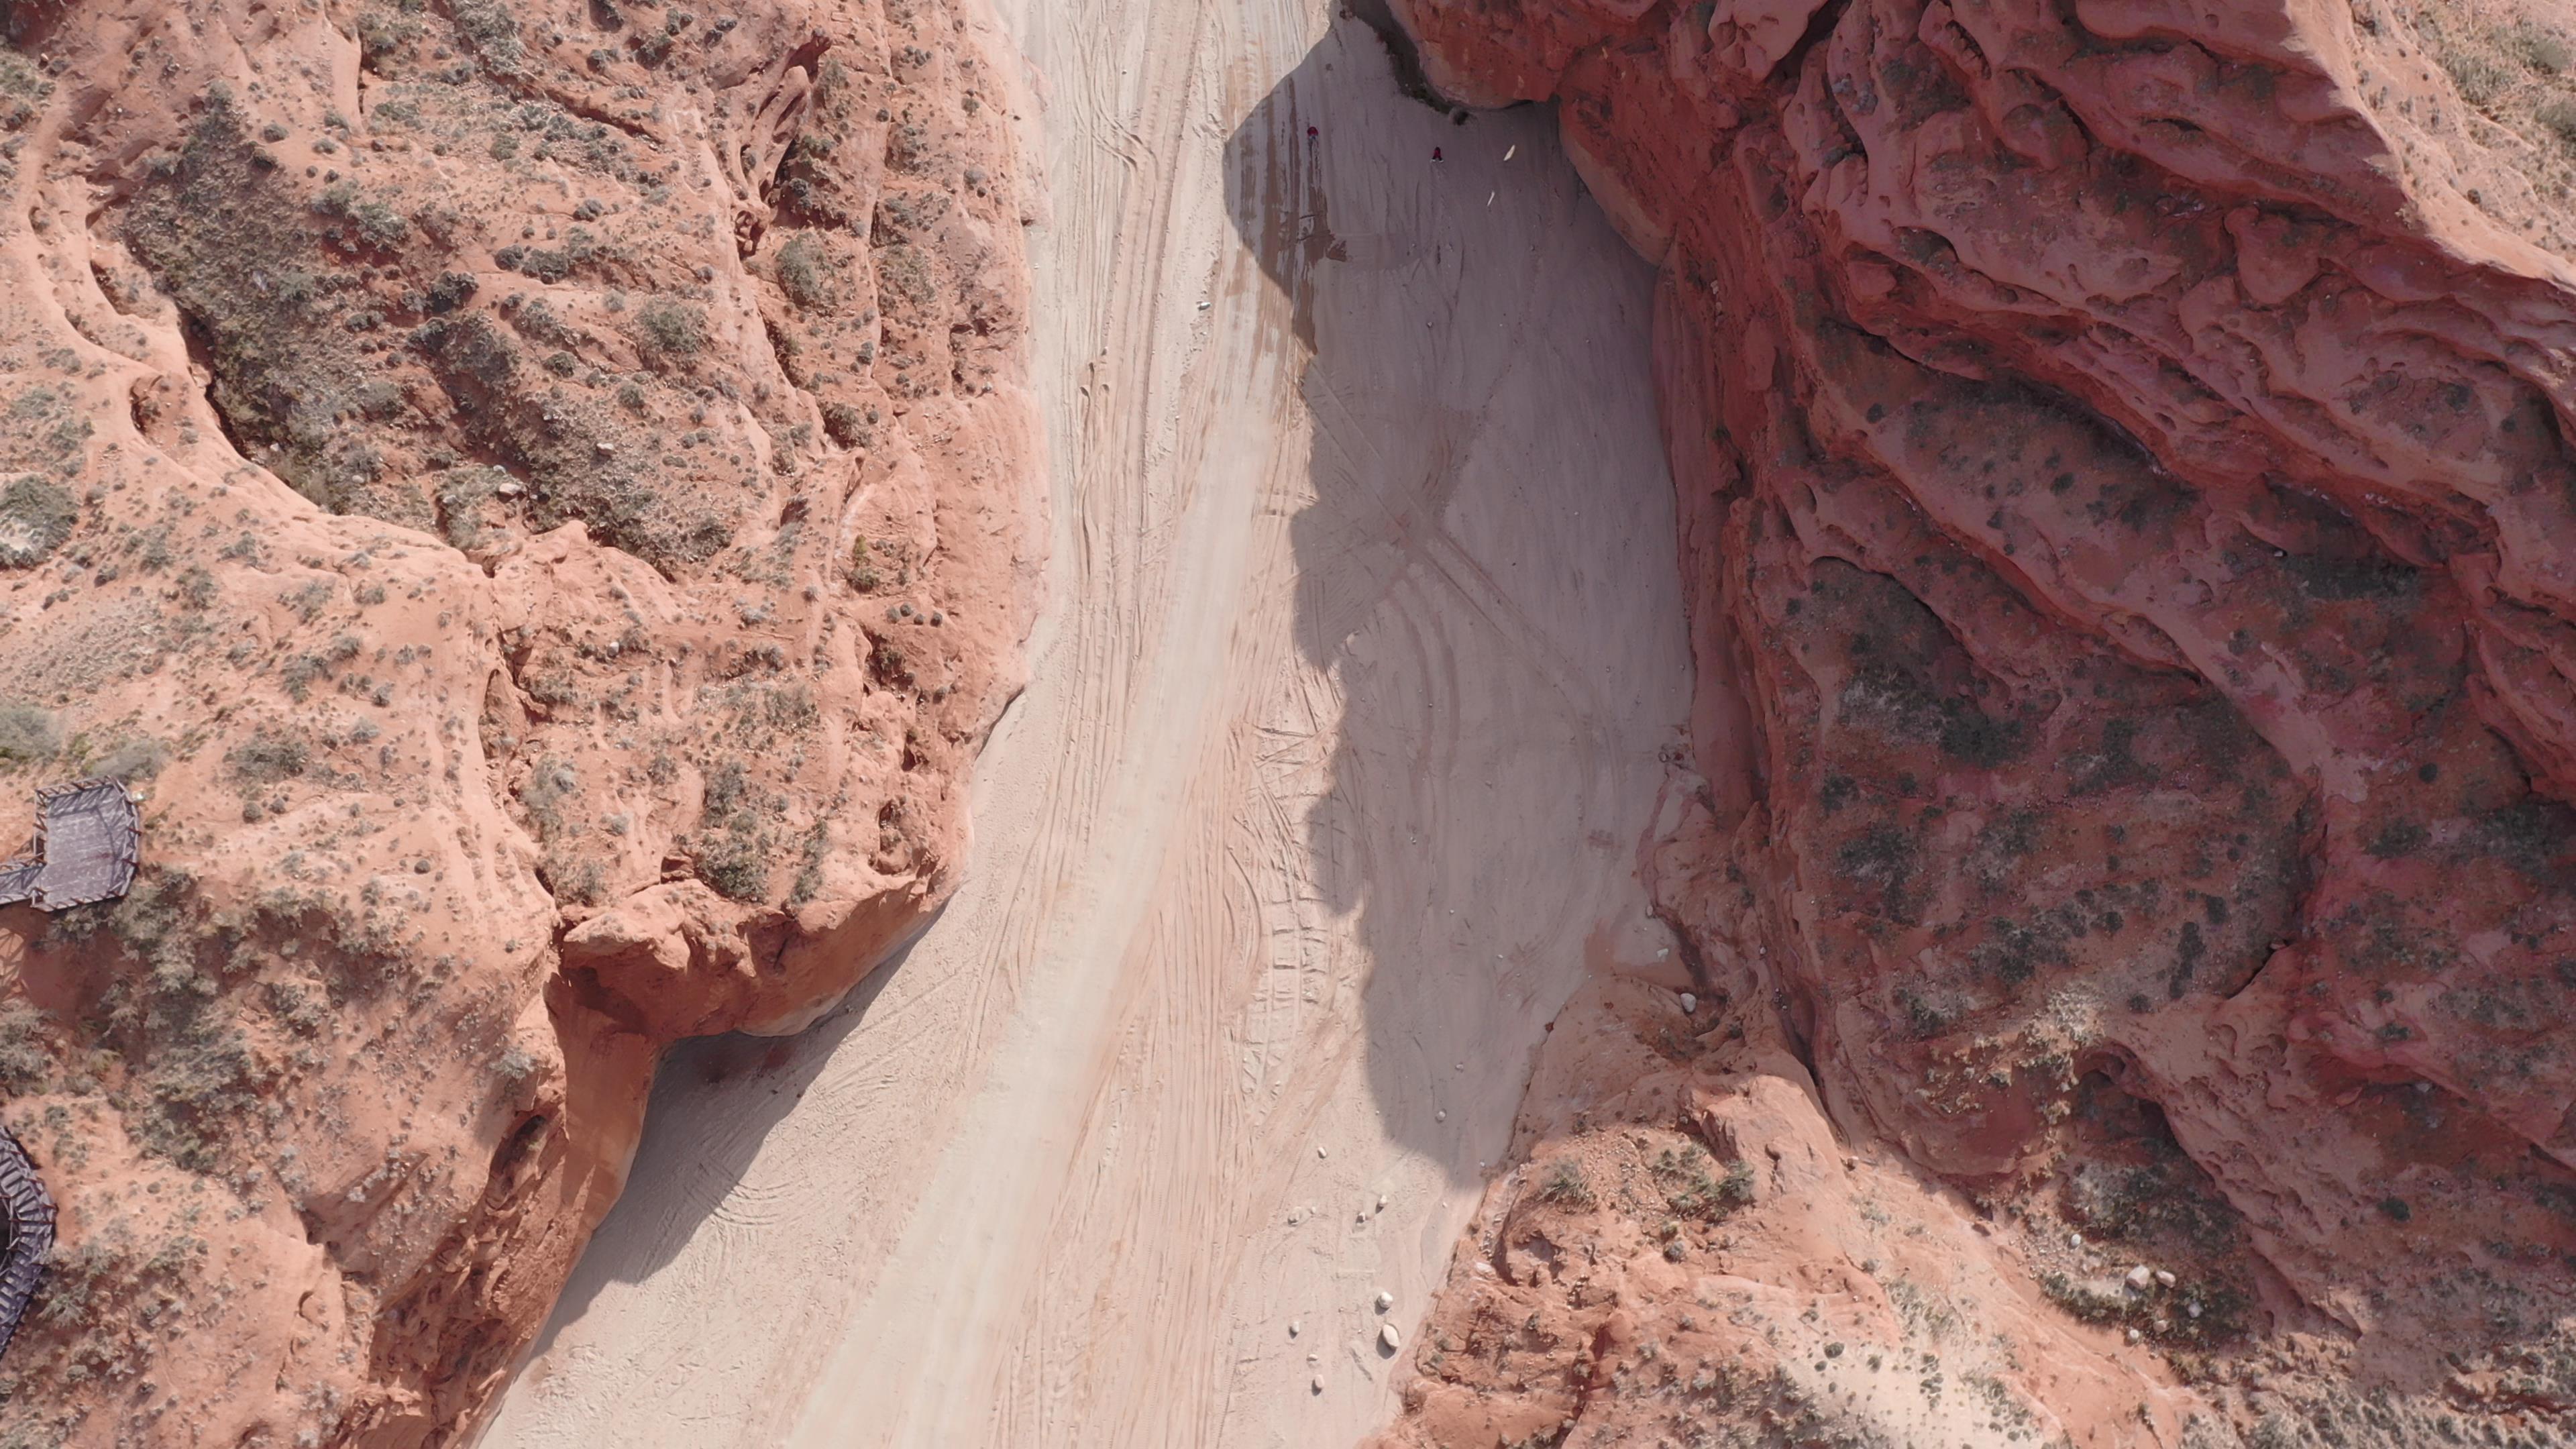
[0,0,1036,1442]
[1376,1,2576,1444]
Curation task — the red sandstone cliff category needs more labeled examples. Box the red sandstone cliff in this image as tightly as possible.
[1376,1,2576,1444]
[0,0,1036,1442]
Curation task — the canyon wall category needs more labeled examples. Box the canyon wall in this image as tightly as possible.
[0,0,1034,1442]
[1377,1,2576,1445]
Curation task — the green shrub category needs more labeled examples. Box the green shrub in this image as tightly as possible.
[225,727,309,786]
[2542,97,2576,146]
[775,233,830,309]
[2509,22,2573,74]
[822,401,873,449]
[0,703,56,761]
[2443,44,2513,106]
[0,474,76,566]
[313,180,410,250]
[91,737,168,781]
[636,297,706,359]
[1534,1159,1594,1209]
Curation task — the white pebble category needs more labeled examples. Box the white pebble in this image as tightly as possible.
[2155,1270,2177,1288]
[1310,1375,1324,1393]
[1435,1110,1446,1122]
[1317,1146,1328,1159]
[2125,1265,2153,1291]
[2068,1232,2084,1247]
[2187,1301,2202,1320]
[1379,1323,1401,1351]
[2126,1328,2141,1344]
[1679,992,1698,1013]
[1288,1320,1301,1338]
[1375,1290,1394,1312]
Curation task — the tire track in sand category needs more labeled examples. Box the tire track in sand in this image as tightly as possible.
[480,0,1688,1444]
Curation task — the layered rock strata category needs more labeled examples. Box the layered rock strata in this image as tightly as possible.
[0,0,1035,1441]
[1379,1,2576,1444]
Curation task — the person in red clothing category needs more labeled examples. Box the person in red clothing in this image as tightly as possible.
[1432,146,1442,161]
[1306,125,1318,140]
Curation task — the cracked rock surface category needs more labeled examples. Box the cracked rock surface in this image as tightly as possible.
[0,0,1034,1441]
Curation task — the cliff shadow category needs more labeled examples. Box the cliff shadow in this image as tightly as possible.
[1222,14,1690,1180]
[512,932,916,1365]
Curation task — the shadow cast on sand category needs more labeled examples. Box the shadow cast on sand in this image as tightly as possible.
[516,932,917,1366]
[1220,11,1685,1181]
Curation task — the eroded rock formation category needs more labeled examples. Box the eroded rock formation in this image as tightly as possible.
[1378,0,2576,1444]
[0,0,1034,1441]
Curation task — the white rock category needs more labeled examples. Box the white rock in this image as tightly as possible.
[1376,1193,1389,1212]
[2186,1301,2202,1320]
[1680,992,1698,1013]
[1435,1110,1446,1122]
[2068,1232,2084,1247]
[1288,1321,1301,1338]
[1316,1146,1328,1159]
[2126,1328,2142,1344]
[1309,1375,1324,1393]
[1379,1324,1401,1351]
[2125,1265,2154,1291]
[1375,1290,1394,1312]
[2155,1270,2177,1288]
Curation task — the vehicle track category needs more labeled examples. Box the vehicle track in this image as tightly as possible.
[482,0,1686,1444]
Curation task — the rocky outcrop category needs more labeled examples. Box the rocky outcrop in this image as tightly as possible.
[0,0,1036,1441]
[1379,0,2576,1444]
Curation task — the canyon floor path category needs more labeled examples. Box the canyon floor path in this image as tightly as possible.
[479,1,1688,1444]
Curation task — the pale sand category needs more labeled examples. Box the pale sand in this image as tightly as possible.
[478,0,1686,1444]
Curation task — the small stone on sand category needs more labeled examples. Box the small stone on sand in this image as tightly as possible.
[1375,1289,1393,1312]
[1288,1320,1300,1338]
[1679,991,1697,1013]
[2125,1265,2153,1291]
[1379,1323,1401,1351]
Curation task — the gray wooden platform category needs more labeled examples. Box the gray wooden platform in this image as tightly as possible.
[0,777,140,912]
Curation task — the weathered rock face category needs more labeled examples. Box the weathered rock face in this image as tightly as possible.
[1379,0,2576,1444]
[0,0,1034,1441]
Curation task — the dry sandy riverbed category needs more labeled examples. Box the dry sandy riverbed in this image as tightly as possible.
[478,0,1686,1444]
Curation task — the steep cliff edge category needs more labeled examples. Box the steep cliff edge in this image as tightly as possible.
[0,0,1034,1442]
[1376,1,2576,1444]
